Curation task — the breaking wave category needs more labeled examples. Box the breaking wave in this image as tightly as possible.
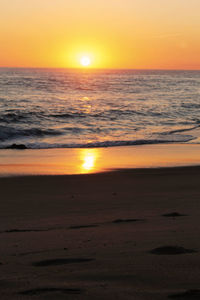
[0,68,200,150]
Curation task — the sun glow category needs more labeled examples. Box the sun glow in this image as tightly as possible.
[80,56,91,67]
[64,42,109,69]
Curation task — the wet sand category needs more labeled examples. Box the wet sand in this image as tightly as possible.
[1,167,200,299]
[1,144,200,176]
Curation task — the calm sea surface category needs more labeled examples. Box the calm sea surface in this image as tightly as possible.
[0,68,200,149]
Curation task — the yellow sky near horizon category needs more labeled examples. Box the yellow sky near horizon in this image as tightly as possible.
[0,0,200,69]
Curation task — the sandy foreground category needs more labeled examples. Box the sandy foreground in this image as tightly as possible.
[1,167,200,299]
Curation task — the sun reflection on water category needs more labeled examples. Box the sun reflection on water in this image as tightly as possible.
[79,96,92,114]
[82,96,89,101]
[80,149,98,173]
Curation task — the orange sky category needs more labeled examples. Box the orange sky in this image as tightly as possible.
[0,0,200,69]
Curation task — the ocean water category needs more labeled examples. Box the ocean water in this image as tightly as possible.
[0,68,200,149]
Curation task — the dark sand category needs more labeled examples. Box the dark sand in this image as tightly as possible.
[1,167,200,299]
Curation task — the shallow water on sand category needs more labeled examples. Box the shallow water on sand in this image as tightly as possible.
[1,144,200,176]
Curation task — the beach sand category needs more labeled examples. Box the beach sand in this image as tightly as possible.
[1,166,200,299]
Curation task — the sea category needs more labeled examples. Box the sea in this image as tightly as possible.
[0,68,200,150]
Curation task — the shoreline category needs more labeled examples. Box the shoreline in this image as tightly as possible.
[1,164,200,177]
[1,143,200,176]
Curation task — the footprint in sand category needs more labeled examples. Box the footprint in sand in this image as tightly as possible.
[150,246,197,255]
[19,287,82,295]
[168,289,200,298]
[32,258,94,267]
[5,228,51,233]
[112,218,144,223]
[69,225,98,230]
[162,212,188,217]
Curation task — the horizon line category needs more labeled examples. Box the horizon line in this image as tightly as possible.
[0,66,200,72]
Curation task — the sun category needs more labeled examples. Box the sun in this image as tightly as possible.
[80,56,91,67]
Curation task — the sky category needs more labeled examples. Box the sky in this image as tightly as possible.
[0,0,200,69]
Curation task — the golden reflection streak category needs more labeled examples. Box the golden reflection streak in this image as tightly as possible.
[80,96,92,114]
[82,96,89,101]
[80,149,98,173]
